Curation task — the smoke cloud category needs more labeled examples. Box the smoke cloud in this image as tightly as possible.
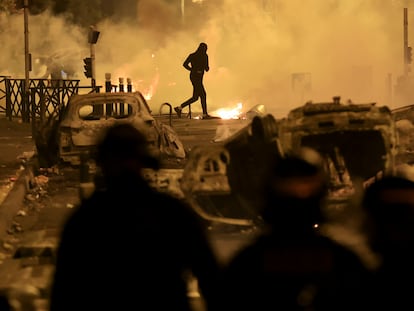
[0,0,413,117]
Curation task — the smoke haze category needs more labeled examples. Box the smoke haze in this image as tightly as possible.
[1,0,413,117]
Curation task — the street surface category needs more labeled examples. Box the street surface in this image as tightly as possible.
[0,115,261,311]
[0,119,34,206]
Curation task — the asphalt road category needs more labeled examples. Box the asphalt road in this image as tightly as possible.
[0,118,34,205]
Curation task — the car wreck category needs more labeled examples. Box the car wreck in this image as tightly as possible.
[34,91,186,168]
[277,96,398,222]
[177,114,282,227]
[277,96,397,183]
[141,111,281,227]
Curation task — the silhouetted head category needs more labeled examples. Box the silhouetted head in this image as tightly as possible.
[95,123,159,183]
[362,164,414,252]
[262,147,329,231]
[197,42,208,53]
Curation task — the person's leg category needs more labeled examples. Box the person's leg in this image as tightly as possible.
[181,89,199,109]
[191,74,206,115]
[175,73,200,118]
[200,83,208,116]
[174,105,183,118]
[175,90,199,118]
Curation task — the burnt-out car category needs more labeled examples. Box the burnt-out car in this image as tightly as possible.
[278,97,397,184]
[35,91,186,167]
[177,114,282,228]
[277,96,398,222]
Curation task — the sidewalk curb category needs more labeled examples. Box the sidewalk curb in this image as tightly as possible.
[0,161,35,243]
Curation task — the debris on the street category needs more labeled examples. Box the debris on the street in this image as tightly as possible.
[24,194,37,202]
[0,252,7,261]
[1,242,13,252]
[16,210,26,217]
[17,151,35,160]
[34,175,49,186]
[8,222,22,234]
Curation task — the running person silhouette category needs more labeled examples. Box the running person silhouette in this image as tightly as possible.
[174,42,211,119]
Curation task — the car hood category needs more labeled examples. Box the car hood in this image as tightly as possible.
[62,119,152,147]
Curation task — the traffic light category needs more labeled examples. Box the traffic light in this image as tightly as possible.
[88,30,100,44]
[83,57,92,78]
[408,46,413,64]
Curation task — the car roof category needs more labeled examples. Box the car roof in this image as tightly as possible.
[68,91,152,111]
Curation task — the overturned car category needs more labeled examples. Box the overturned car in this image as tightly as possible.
[178,114,282,227]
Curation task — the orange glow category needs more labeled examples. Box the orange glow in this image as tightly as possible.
[213,102,243,120]
[142,91,152,100]
[133,71,160,101]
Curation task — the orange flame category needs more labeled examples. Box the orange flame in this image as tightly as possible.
[213,102,243,119]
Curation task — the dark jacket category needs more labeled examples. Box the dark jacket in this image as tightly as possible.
[220,230,375,311]
[49,177,221,311]
[183,50,209,74]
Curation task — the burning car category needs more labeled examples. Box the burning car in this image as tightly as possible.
[35,91,186,167]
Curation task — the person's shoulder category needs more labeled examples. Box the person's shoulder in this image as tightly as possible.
[316,234,374,270]
[152,191,189,209]
[78,190,107,210]
[188,51,198,58]
[152,191,203,218]
[226,235,265,265]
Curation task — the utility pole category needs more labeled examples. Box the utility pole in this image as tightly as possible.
[90,41,96,90]
[181,0,185,24]
[395,7,414,106]
[23,0,31,122]
[404,7,409,76]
